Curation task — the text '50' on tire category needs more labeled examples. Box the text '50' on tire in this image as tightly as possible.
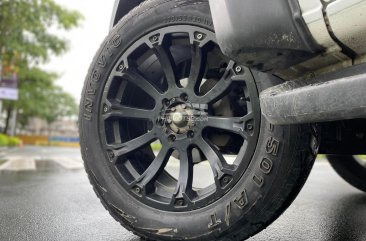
[79,0,318,240]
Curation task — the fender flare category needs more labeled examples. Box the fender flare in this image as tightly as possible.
[110,0,144,30]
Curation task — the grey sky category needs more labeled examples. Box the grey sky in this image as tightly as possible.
[44,0,115,102]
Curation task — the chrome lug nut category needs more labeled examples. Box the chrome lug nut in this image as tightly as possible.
[103,105,108,113]
[235,66,242,73]
[196,33,203,40]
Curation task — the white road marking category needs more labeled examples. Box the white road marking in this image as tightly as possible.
[0,157,36,171]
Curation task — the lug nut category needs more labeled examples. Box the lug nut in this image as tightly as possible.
[103,105,108,113]
[235,66,243,73]
[158,119,165,126]
[163,99,170,106]
[168,135,176,142]
[135,187,141,193]
[223,176,230,183]
[180,93,188,101]
[176,199,184,206]
[196,33,203,40]
[108,150,115,159]
[246,123,253,130]
[151,35,159,42]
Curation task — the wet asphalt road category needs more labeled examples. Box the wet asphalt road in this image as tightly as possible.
[0,161,366,241]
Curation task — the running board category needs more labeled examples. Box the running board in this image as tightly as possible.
[260,67,366,125]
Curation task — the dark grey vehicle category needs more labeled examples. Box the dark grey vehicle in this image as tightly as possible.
[79,0,366,240]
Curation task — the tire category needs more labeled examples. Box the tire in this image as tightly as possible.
[327,155,366,192]
[79,0,319,240]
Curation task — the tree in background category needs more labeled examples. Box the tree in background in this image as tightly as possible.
[0,0,83,134]
[42,86,78,127]
[15,67,78,131]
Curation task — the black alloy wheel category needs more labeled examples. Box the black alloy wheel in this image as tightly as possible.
[100,25,260,212]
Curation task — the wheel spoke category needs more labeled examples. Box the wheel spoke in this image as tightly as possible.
[186,45,206,91]
[103,101,154,121]
[199,61,235,104]
[196,137,234,181]
[173,148,193,200]
[134,146,171,192]
[120,68,162,100]
[111,131,157,159]
[153,45,177,89]
[206,113,254,139]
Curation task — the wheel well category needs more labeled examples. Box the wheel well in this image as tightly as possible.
[319,119,366,155]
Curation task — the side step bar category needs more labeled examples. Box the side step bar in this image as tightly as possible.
[260,65,366,125]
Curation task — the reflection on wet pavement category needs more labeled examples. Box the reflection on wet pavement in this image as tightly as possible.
[0,159,365,241]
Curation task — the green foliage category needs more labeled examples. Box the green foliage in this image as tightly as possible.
[8,136,22,146]
[0,0,82,132]
[0,134,22,146]
[39,85,78,124]
[0,0,83,63]
[0,134,9,146]
[12,66,78,127]
[151,141,163,151]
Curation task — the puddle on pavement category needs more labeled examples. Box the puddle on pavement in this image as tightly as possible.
[35,160,66,171]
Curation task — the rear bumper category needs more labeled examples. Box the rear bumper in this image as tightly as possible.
[260,63,366,125]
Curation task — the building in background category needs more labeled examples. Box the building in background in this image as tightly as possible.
[17,116,79,147]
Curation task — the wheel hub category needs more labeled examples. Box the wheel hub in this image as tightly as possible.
[163,100,196,135]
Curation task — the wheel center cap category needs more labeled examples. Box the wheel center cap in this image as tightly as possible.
[171,112,185,126]
[162,102,196,135]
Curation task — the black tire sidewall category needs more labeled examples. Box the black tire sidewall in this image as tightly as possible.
[80,1,315,240]
[328,155,366,192]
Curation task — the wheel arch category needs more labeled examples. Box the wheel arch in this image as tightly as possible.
[110,0,145,30]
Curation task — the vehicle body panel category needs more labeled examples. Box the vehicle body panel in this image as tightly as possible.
[209,0,366,79]
[208,0,322,73]
[327,0,366,57]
